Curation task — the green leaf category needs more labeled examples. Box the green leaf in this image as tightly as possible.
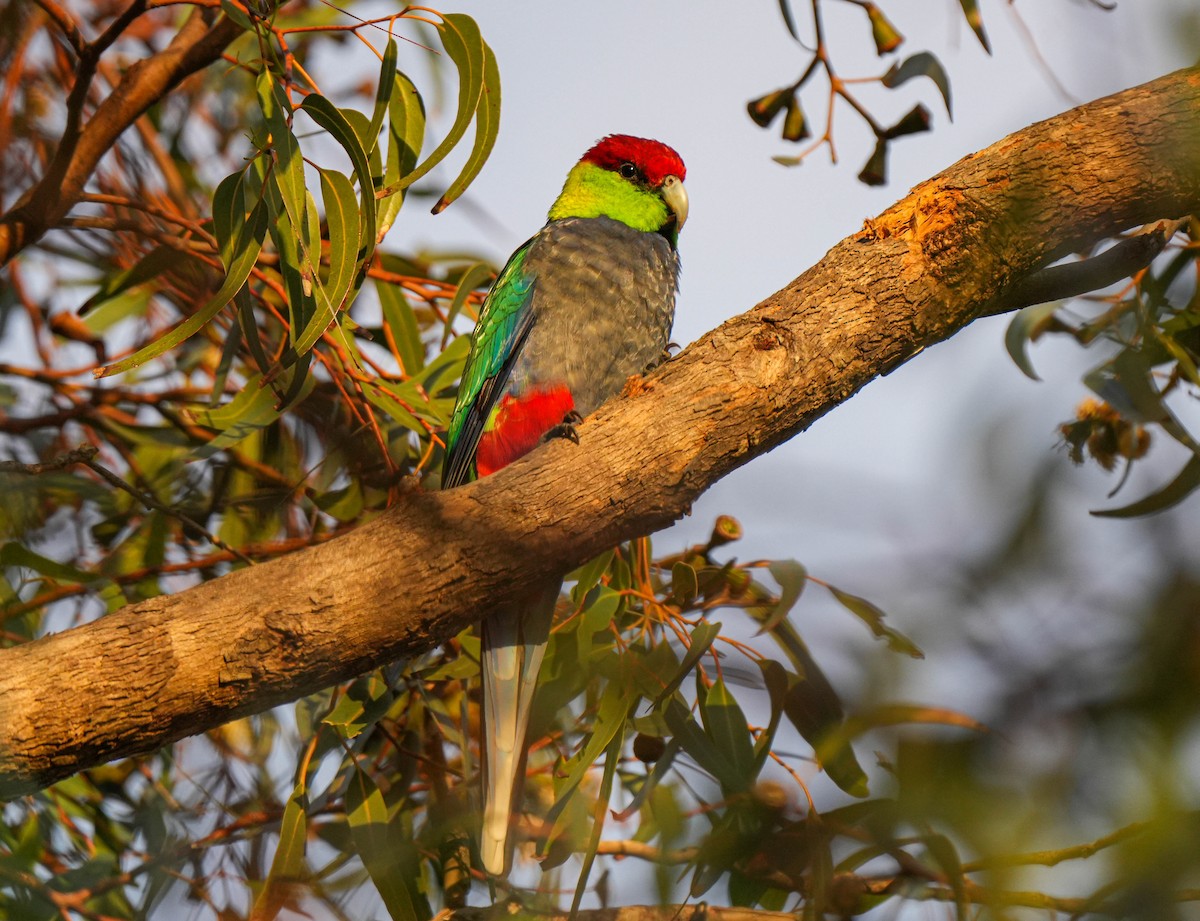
[187,369,314,460]
[96,198,268,378]
[323,673,394,738]
[663,695,741,794]
[346,767,424,921]
[362,379,426,433]
[544,679,633,832]
[581,585,622,637]
[386,13,484,195]
[80,245,191,316]
[443,262,493,341]
[700,678,757,792]
[670,561,699,607]
[569,718,625,918]
[376,279,426,374]
[924,833,968,919]
[257,72,306,234]
[958,0,992,53]
[1004,301,1061,381]
[653,619,721,706]
[569,549,615,604]
[378,72,426,241]
[212,169,247,270]
[368,38,399,152]
[250,781,308,921]
[1092,455,1200,518]
[777,0,803,43]
[829,585,923,658]
[1085,349,1170,425]
[753,660,788,772]
[431,39,502,214]
[219,0,253,31]
[882,51,953,118]
[757,559,807,633]
[1,543,103,584]
[300,94,377,268]
[290,168,361,357]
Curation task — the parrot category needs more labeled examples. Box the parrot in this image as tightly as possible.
[441,134,688,877]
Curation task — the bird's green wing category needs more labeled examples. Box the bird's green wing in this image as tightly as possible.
[443,238,538,489]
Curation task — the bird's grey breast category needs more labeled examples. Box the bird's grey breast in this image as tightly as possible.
[512,216,680,416]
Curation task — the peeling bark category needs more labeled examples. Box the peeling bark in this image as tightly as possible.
[1,67,1198,797]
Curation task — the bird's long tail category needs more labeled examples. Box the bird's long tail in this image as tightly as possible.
[480,580,560,877]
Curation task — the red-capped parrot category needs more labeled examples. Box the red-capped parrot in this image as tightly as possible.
[442,135,687,876]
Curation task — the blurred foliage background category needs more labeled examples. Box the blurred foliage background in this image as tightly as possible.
[1,1,1199,919]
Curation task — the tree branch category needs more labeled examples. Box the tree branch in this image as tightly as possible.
[0,6,244,267]
[1,67,1199,797]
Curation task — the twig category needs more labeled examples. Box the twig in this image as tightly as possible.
[0,443,98,474]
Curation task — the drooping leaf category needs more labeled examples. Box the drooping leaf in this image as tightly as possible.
[79,246,193,316]
[543,679,634,837]
[700,678,757,792]
[250,781,308,921]
[299,94,377,267]
[882,51,953,118]
[257,72,306,235]
[568,718,626,918]
[829,585,924,658]
[346,767,425,921]
[653,619,721,706]
[368,37,399,152]
[432,39,502,214]
[670,561,699,607]
[757,559,808,633]
[924,832,969,919]
[376,279,426,374]
[958,0,992,53]
[378,72,426,241]
[664,695,740,791]
[186,369,315,460]
[777,0,804,43]
[289,168,361,356]
[386,13,484,196]
[1092,455,1200,518]
[97,198,268,378]
[443,262,493,340]
[1005,301,1061,381]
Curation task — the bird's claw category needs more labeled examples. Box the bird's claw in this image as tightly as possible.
[541,410,583,445]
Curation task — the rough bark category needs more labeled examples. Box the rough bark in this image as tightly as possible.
[1,67,1198,798]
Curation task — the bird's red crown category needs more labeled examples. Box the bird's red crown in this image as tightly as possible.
[582,135,686,188]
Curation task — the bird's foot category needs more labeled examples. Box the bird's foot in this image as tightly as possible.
[662,341,681,360]
[540,410,583,445]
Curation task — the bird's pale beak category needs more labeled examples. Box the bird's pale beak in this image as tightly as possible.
[661,175,688,230]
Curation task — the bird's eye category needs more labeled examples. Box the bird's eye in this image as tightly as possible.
[618,162,639,180]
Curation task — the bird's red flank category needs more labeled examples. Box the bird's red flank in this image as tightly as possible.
[582,135,686,188]
[475,386,576,478]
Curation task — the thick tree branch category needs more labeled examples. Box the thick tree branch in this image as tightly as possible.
[2,67,1199,797]
[0,6,243,267]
